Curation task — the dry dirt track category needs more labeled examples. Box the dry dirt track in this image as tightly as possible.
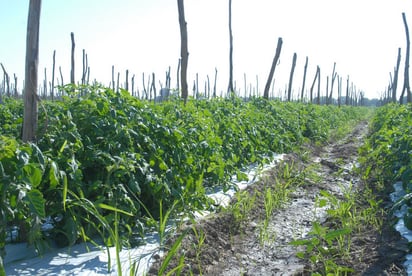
[149,121,408,275]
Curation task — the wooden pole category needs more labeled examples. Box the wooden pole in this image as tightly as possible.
[263,37,283,99]
[325,76,329,104]
[125,69,129,91]
[198,73,201,98]
[227,0,234,95]
[22,0,41,142]
[300,56,308,101]
[116,72,120,93]
[81,49,88,86]
[328,62,337,104]
[176,58,181,91]
[43,67,47,97]
[13,74,18,97]
[256,75,259,97]
[337,75,342,107]
[392,48,401,103]
[346,76,350,105]
[151,72,156,100]
[51,50,56,100]
[287,52,297,102]
[0,63,10,97]
[177,0,189,103]
[166,66,171,89]
[309,65,319,103]
[142,73,147,99]
[112,65,115,91]
[207,74,210,99]
[400,12,411,103]
[70,32,75,84]
[131,74,135,97]
[59,66,64,86]
[317,67,321,105]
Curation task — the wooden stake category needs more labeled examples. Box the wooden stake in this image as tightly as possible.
[70,32,75,84]
[227,0,234,95]
[287,52,297,102]
[51,50,56,100]
[263,37,283,99]
[300,56,308,101]
[177,0,189,103]
[23,0,41,142]
[400,13,411,103]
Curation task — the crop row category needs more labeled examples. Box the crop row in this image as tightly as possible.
[359,103,412,227]
[360,103,411,186]
[0,85,369,257]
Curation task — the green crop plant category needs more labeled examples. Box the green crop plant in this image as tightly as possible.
[290,222,354,275]
[156,230,187,276]
[190,223,206,275]
[359,104,412,241]
[294,181,385,274]
[0,84,371,274]
[227,190,257,225]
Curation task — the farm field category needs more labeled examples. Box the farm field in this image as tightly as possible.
[0,85,411,275]
[149,119,408,275]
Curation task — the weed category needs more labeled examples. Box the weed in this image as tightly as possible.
[228,190,257,225]
[157,230,187,276]
[290,222,354,274]
[293,181,384,274]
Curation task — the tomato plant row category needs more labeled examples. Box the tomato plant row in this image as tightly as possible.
[0,85,368,255]
[359,103,412,227]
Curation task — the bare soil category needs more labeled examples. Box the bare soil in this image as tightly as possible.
[148,122,408,275]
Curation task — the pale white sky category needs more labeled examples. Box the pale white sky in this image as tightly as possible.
[0,0,411,99]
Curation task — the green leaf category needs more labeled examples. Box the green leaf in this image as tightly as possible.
[63,174,68,211]
[23,164,42,187]
[324,227,351,241]
[62,215,79,246]
[49,161,59,188]
[25,189,46,218]
[317,198,328,208]
[296,252,305,259]
[236,171,248,182]
[289,239,310,246]
[59,140,68,154]
[96,203,133,216]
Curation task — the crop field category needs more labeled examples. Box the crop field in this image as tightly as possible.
[0,84,411,274]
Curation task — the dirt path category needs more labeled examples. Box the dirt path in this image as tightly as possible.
[149,122,407,275]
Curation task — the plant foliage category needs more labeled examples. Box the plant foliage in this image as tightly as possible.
[0,85,369,266]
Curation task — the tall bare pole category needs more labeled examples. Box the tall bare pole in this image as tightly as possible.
[177,0,189,103]
[287,53,297,101]
[0,63,10,97]
[227,0,234,95]
[176,58,181,91]
[300,56,308,101]
[70,32,75,84]
[51,50,56,100]
[400,12,411,103]
[263,37,283,99]
[22,0,41,142]
[309,65,320,103]
[392,48,401,103]
[328,62,337,104]
[316,67,321,105]
[346,76,350,105]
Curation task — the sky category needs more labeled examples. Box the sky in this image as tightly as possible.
[0,0,411,100]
